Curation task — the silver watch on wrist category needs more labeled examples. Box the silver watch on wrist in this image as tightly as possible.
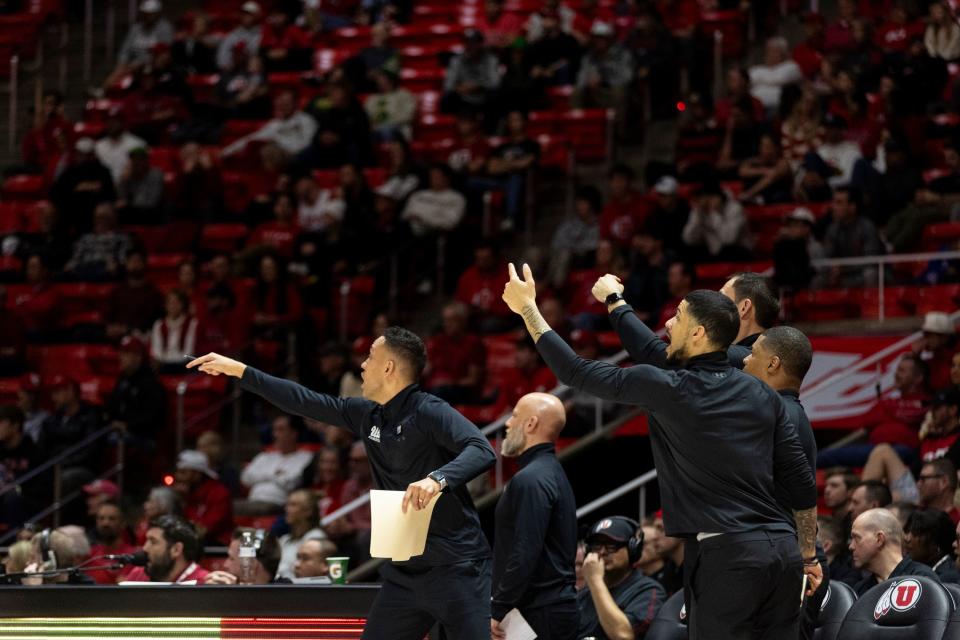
[428,471,447,491]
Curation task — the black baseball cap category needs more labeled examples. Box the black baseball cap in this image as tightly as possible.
[586,516,637,544]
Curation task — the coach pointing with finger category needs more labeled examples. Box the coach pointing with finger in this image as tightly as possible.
[187,327,496,640]
[502,263,819,640]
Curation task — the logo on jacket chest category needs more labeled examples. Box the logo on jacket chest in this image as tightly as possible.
[368,423,403,444]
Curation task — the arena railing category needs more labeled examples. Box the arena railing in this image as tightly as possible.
[0,424,124,545]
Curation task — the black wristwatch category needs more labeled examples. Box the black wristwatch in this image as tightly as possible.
[428,471,447,491]
[605,292,626,306]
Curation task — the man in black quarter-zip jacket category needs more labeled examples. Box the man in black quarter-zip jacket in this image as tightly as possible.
[188,326,496,640]
[502,263,819,640]
[491,392,578,640]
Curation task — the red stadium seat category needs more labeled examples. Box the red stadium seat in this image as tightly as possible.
[311,170,339,189]
[414,114,456,142]
[416,90,441,115]
[148,253,190,282]
[26,344,119,377]
[545,86,574,111]
[0,202,23,234]
[399,68,445,94]
[695,261,772,290]
[791,289,858,322]
[0,254,21,277]
[200,223,250,253]
[1,174,45,201]
[922,222,960,250]
[915,284,960,315]
[854,287,916,319]
[330,275,376,339]
[187,74,220,104]
[391,24,465,49]
[160,374,230,438]
[700,10,746,58]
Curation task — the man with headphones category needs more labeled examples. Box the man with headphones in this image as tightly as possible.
[577,516,666,640]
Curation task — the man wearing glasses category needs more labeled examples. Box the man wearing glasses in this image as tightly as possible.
[576,517,666,640]
[918,459,960,524]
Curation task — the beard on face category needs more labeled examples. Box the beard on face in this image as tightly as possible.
[146,548,174,581]
[665,342,690,366]
[501,427,526,457]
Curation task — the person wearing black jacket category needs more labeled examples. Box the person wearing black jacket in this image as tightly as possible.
[850,508,939,596]
[502,263,819,640]
[742,326,830,640]
[719,272,780,367]
[491,392,577,640]
[188,327,496,640]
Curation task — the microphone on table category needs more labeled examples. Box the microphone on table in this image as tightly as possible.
[103,551,148,566]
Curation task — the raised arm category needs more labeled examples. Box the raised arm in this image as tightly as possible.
[592,274,668,367]
[502,264,676,412]
[187,353,370,435]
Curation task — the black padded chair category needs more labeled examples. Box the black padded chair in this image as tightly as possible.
[646,591,687,640]
[938,582,960,639]
[837,576,952,639]
[814,581,858,640]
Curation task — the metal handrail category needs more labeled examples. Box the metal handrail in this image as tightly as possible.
[0,424,118,498]
[576,469,658,521]
[810,250,960,268]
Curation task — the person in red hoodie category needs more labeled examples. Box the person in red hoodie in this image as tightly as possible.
[599,164,653,250]
[424,301,487,404]
[124,514,210,583]
[172,449,234,545]
[21,90,72,173]
[455,240,515,333]
[875,2,925,55]
[87,501,139,584]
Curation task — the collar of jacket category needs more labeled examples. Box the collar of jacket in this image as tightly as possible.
[518,442,555,468]
[685,351,729,370]
[737,333,761,348]
[380,383,419,422]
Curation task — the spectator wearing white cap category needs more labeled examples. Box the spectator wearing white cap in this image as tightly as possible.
[645,176,690,256]
[574,21,633,135]
[107,0,173,87]
[217,2,263,71]
[172,449,234,545]
[916,312,957,390]
[773,207,824,289]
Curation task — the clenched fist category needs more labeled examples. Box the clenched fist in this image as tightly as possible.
[591,274,624,305]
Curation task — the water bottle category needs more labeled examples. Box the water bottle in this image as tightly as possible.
[238,530,256,584]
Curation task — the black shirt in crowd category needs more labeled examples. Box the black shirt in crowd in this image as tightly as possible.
[537,306,816,538]
[239,368,496,568]
[577,569,666,640]
[854,557,940,596]
[491,443,577,621]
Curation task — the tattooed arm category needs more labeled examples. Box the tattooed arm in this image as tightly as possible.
[796,506,822,595]
[502,263,553,343]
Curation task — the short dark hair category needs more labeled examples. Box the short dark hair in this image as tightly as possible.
[729,272,780,329]
[924,458,958,491]
[683,290,740,350]
[904,507,956,557]
[817,515,843,549]
[856,480,892,507]
[673,261,697,287]
[149,515,200,562]
[575,185,603,213]
[760,326,813,382]
[0,405,24,430]
[383,326,427,380]
[825,467,859,492]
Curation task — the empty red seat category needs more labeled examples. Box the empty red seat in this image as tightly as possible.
[200,223,249,253]
[915,284,960,315]
[391,24,464,49]
[330,275,376,339]
[187,73,220,104]
[695,261,772,289]
[536,135,572,173]
[414,114,456,142]
[922,222,960,250]
[700,10,746,58]
[791,289,857,322]
[545,86,573,111]
[73,120,106,138]
[0,202,23,234]
[160,374,229,438]
[26,344,119,377]
[148,253,190,282]
[0,254,21,275]
[399,68,445,93]
[56,283,116,320]
[363,167,387,187]
[853,287,917,319]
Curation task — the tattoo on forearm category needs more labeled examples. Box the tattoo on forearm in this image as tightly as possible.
[794,507,818,558]
[521,304,551,342]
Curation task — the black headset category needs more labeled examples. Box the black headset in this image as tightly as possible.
[594,516,644,564]
[39,528,57,572]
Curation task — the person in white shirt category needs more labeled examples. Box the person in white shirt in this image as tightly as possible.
[150,289,198,373]
[276,488,329,579]
[926,2,960,61]
[236,416,313,516]
[295,174,345,233]
[811,113,862,188]
[95,110,147,187]
[749,36,802,112]
[216,1,263,70]
[401,164,466,236]
[221,90,317,158]
[682,183,753,260]
[364,70,417,141]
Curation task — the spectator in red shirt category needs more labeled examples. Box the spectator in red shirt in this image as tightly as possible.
[455,240,514,333]
[825,0,857,53]
[475,0,525,49]
[248,192,301,259]
[875,3,925,55]
[251,253,301,342]
[793,13,826,78]
[916,312,957,391]
[599,163,653,250]
[918,459,960,524]
[425,301,487,405]
[87,501,139,584]
[307,446,347,518]
[325,441,372,565]
[868,353,931,450]
[125,514,210,583]
[12,254,62,340]
[498,338,557,408]
[260,9,311,72]
[567,238,626,329]
[448,111,492,180]
[21,90,72,173]
[172,449,234,545]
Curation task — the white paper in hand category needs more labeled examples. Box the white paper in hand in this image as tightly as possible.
[369,489,441,561]
[500,608,537,640]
